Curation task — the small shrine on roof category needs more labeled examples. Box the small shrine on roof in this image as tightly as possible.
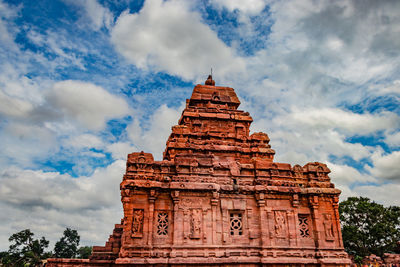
[48,76,350,266]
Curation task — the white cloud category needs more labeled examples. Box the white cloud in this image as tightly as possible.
[371,80,400,97]
[329,162,376,185]
[385,131,400,148]
[0,122,57,168]
[0,89,33,118]
[46,80,130,131]
[352,183,400,206]
[239,0,400,109]
[82,0,113,30]
[106,142,137,160]
[0,0,20,47]
[111,0,245,81]
[367,151,400,181]
[0,161,125,250]
[251,107,391,165]
[210,0,267,15]
[127,103,182,160]
[67,0,113,30]
[279,108,399,136]
[67,133,103,149]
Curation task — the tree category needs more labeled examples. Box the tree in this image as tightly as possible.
[77,246,92,259]
[1,229,50,266]
[54,228,80,258]
[339,197,400,263]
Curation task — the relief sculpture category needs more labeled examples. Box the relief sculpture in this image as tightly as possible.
[274,211,287,237]
[132,209,144,237]
[324,213,334,240]
[190,209,202,239]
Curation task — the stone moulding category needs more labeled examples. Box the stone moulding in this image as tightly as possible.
[47,76,351,266]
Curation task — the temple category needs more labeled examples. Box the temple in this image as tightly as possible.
[48,77,350,266]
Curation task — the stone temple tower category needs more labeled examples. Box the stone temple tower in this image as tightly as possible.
[48,77,350,266]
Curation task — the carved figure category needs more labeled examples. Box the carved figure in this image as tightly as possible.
[132,209,144,236]
[190,209,202,239]
[274,211,287,237]
[324,213,334,239]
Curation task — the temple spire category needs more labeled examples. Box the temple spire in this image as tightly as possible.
[205,71,215,86]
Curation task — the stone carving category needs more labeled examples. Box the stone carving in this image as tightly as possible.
[48,77,350,266]
[274,211,287,237]
[132,209,144,237]
[190,209,202,239]
[324,213,335,240]
[298,214,311,238]
[293,164,303,178]
[230,213,243,236]
[157,212,168,236]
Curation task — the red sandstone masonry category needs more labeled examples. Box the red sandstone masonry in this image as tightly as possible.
[48,76,351,266]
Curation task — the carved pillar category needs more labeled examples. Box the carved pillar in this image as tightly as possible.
[292,194,300,247]
[256,192,269,246]
[121,191,131,246]
[183,209,190,244]
[171,190,180,245]
[147,190,157,246]
[266,207,274,246]
[310,195,321,248]
[211,192,219,245]
[293,211,300,247]
[287,210,296,246]
[332,196,343,248]
[202,208,208,244]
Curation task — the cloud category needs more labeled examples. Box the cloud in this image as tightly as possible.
[46,80,130,131]
[0,161,125,250]
[367,151,400,181]
[0,122,57,168]
[127,103,182,160]
[240,0,400,109]
[371,80,400,97]
[111,0,245,81]
[250,107,393,165]
[67,133,103,149]
[278,108,399,136]
[0,0,20,47]
[0,89,33,118]
[82,0,113,30]
[0,79,131,168]
[210,0,267,15]
[105,142,137,160]
[352,183,400,206]
[385,131,400,148]
[329,162,376,185]
[67,0,113,30]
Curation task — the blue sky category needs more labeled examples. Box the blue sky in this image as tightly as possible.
[0,0,399,250]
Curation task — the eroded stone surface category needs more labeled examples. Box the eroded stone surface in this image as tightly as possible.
[48,77,351,266]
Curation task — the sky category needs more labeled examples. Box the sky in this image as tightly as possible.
[0,0,399,251]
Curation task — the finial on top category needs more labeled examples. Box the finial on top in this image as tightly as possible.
[205,69,215,86]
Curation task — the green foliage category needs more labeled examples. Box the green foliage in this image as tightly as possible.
[339,197,400,261]
[54,228,80,258]
[1,229,49,267]
[77,246,92,259]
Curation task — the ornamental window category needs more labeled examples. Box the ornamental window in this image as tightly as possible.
[298,214,310,238]
[230,213,243,236]
[157,212,168,236]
